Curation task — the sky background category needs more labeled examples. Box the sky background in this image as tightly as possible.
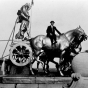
[0,0,88,67]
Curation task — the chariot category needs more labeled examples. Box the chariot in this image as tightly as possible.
[1,17,34,75]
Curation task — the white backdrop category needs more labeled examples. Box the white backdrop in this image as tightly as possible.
[0,0,88,61]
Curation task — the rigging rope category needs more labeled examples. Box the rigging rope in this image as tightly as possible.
[28,0,34,38]
[12,17,18,42]
[1,18,18,59]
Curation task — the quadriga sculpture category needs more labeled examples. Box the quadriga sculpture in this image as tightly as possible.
[1,26,87,76]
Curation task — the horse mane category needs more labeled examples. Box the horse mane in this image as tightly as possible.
[65,27,81,36]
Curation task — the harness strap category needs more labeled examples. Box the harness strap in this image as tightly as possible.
[62,34,71,46]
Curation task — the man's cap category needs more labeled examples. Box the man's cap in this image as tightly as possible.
[50,21,55,23]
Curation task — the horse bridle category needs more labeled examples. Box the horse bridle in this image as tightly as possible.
[62,33,77,49]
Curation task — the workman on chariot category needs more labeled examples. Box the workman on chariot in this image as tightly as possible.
[46,21,61,45]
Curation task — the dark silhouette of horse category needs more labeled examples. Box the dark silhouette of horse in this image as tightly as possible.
[59,44,82,76]
[30,26,87,75]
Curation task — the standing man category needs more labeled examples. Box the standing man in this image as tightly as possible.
[15,0,34,40]
[46,21,61,45]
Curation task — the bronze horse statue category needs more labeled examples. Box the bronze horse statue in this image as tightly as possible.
[30,26,87,75]
[37,44,82,76]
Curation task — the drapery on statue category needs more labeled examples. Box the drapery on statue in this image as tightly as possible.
[15,1,34,40]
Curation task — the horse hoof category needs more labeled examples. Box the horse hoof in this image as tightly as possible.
[31,72,34,75]
[45,71,48,74]
[60,71,64,77]
[31,71,34,75]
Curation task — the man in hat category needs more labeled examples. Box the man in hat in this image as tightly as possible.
[46,21,61,45]
[15,1,34,39]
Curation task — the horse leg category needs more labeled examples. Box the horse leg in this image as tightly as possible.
[29,57,36,75]
[36,55,45,73]
[43,61,46,73]
[29,56,37,75]
[51,59,64,76]
[29,63,34,75]
[46,60,49,73]
[43,61,48,74]
[58,51,66,76]
[37,60,47,74]
[51,60,59,72]
[37,61,40,73]
[42,61,45,72]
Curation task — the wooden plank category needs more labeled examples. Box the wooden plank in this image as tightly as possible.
[2,77,36,84]
[54,77,72,84]
[36,77,55,84]
[0,76,72,84]
[36,77,72,84]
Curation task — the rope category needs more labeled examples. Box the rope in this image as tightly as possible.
[0,40,14,41]
[1,54,9,59]
[29,8,32,38]
[28,0,34,38]
[1,29,14,59]
[1,18,18,59]
[0,40,18,42]
[12,17,18,42]
[1,18,18,75]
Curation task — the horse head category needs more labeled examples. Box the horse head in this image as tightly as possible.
[66,26,88,49]
[73,26,87,47]
[77,26,88,41]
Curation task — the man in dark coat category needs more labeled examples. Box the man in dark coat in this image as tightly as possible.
[46,21,61,45]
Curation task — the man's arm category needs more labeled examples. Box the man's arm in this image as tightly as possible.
[28,0,34,10]
[55,27,61,35]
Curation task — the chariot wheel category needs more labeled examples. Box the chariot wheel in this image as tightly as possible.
[10,42,32,66]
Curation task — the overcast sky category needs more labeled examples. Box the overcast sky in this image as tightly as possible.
[0,0,88,58]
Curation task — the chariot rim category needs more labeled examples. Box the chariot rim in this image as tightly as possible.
[10,42,32,66]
